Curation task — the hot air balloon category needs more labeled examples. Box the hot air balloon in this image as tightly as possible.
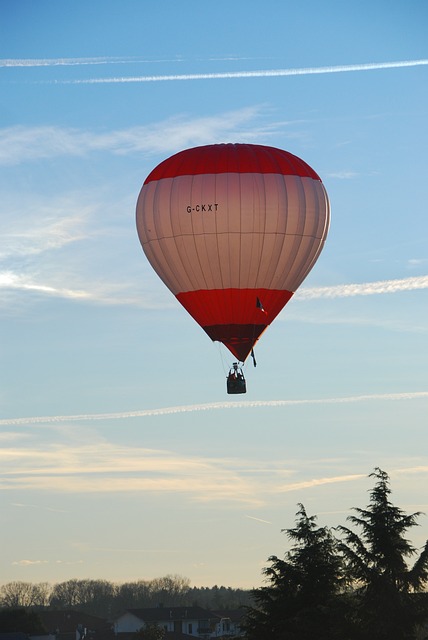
[136,143,330,393]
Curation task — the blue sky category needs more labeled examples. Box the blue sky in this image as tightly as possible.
[1,0,428,589]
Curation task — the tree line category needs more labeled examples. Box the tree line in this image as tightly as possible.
[0,575,252,618]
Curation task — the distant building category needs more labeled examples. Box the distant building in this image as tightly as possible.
[113,607,244,638]
[37,610,114,640]
[210,611,244,638]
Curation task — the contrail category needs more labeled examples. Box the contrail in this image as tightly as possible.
[245,515,272,524]
[0,56,155,68]
[57,59,428,84]
[0,55,261,68]
[299,275,428,299]
[2,273,428,305]
[1,391,427,426]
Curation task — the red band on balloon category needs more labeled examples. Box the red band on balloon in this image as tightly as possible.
[176,288,293,361]
[144,143,321,183]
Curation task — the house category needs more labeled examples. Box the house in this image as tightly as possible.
[114,607,212,637]
[210,611,244,638]
[37,610,114,640]
[114,607,217,638]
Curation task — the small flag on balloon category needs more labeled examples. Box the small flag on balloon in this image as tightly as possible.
[256,297,267,314]
[251,348,257,367]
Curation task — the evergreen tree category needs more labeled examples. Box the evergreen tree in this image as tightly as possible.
[244,503,346,640]
[338,467,428,640]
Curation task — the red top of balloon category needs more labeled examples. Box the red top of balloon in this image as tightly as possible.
[144,143,322,184]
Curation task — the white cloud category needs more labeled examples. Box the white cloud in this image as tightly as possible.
[0,440,265,505]
[0,268,169,308]
[1,266,428,310]
[0,107,276,166]
[0,271,104,302]
[1,113,426,313]
[0,194,95,259]
[12,559,49,566]
[0,188,135,307]
[1,433,428,509]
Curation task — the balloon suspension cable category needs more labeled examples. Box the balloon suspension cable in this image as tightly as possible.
[217,342,229,376]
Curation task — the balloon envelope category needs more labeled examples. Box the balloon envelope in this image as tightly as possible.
[136,143,330,362]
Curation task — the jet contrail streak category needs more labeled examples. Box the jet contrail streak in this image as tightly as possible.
[59,59,428,84]
[245,515,272,524]
[0,56,151,67]
[299,275,428,299]
[0,55,260,68]
[1,391,427,426]
[2,273,427,305]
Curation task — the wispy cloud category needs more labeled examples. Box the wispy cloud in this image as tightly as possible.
[0,194,93,258]
[12,559,49,566]
[0,271,112,303]
[0,267,172,309]
[12,502,68,513]
[1,111,427,313]
[326,170,359,179]
[1,390,427,427]
[0,107,275,166]
[0,432,28,441]
[11,558,83,567]
[276,473,365,493]
[1,434,428,507]
[408,258,428,267]
[1,268,428,309]
[0,440,265,505]
[51,59,428,85]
